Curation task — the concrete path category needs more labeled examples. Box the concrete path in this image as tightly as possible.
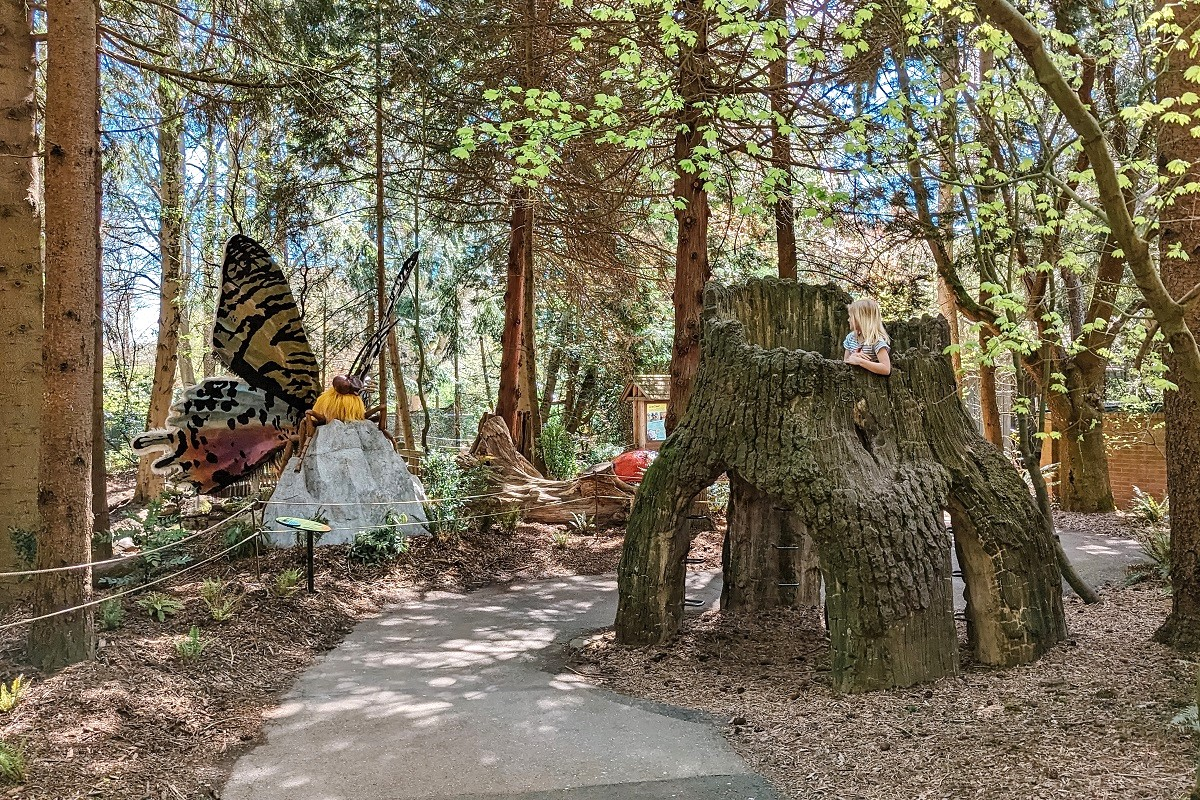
[223,528,1143,800]
[223,571,777,800]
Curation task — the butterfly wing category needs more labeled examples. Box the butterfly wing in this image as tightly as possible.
[213,235,321,411]
[131,378,298,493]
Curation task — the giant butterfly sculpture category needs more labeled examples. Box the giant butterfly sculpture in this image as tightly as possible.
[132,234,416,493]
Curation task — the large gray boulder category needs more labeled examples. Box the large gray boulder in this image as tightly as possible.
[263,420,430,546]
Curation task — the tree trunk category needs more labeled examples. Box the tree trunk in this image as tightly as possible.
[1049,365,1115,513]
[496,188,530,435]
[30,0,99,669]
[176,233,196,387]
[767,0,795,280]
[616,279,1066,692]
[134,48,184,504]
[479,334,493,408]
[373,19,389,434]
[387,325,415,450]
[540,344,563,425]
[1155,0,1200,650]
[978,329,1004,448]
[665,0,711,435]
[518,225,542,467]
[722,475,820,611]
[0,0,42,576]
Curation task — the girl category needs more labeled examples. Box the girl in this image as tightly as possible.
[843,297,892,376]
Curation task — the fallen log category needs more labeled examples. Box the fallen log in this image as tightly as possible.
[458,414,636,525]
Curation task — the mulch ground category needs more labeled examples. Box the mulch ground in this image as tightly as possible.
[570,580,1198,800]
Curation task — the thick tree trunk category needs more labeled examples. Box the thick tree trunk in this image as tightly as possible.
[722,476,821,611]
[1049,365,1115,513]
[665,0,711,435]
[0,0,42,576]
[31,0,99,669]
[134,54,184,504]
[496,189,530,435]
[1156,0,1200,650]
[616,280,1066,692]
[176,235,196,387]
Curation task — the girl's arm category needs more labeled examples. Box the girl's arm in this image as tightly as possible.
[856,347,891,376]
[843,348,854,362]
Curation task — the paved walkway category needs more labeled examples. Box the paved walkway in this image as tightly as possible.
[223,571,777,800]
[223,529,1142,800]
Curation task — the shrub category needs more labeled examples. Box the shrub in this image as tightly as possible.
[221,521,260,559]
[6,529,35,570]
[98,598,124,630]
[350,511,409,564]
[175,627,211,664]
[136,592,184,622]
[271,568,303,598]
[496,506,522,535]
[1130,526,1172,586]
[0,676,27,714]
[200,578,241,622]
[423,452,491,538]
[541,418,580,480]
[1131,486,1169,527]
[0,740,24,783]
[551,531,571,549]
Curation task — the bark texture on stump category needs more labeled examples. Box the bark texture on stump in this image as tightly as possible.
[615,279,1067,693]
[459,414,635,525]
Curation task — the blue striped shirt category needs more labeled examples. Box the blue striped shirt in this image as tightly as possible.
[844,332,890,362]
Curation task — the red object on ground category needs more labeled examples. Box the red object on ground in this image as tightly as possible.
[612,449,658,484]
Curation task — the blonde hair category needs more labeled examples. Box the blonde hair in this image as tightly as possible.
[847,298,889,346]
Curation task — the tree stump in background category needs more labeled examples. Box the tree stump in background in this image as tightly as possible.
[615,278,1067,693]
[460,414,636,525]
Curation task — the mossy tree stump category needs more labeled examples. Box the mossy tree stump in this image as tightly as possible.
[615,279,1068,693]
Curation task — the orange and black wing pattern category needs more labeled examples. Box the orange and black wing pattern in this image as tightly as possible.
[212,235,321,412]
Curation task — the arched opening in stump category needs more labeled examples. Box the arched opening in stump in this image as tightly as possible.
[615,278,1068,693]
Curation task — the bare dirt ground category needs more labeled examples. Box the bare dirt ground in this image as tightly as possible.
[570,581,1197,800]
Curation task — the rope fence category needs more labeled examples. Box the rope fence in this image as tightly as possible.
[0,530,261,633]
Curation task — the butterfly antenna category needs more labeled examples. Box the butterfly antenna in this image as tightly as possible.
[349,251,420,380]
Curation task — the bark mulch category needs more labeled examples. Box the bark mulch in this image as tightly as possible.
[0,523,629,799]
[569,582,1197,800]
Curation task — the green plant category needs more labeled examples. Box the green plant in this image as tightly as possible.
[136,592,184,622]
[540,418,580,480]
[98,598,124,630]
[271,568,303,598]
[1131,486,1169,527]
[551,531,571,549]
[0,676,27,714]
[174,626,211,664]
[496,506,523,535]
[350,511,410,564]
[6,528,35,569]
[422,452,491,538]
[0,740,25,783]
[1127,526,1172,587]
[706,481,730,515]
[222,521,260,559]
[200,578,241,622]
[566,512,597,536]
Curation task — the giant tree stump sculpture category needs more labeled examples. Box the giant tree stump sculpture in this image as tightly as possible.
[615,279,1068,693]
